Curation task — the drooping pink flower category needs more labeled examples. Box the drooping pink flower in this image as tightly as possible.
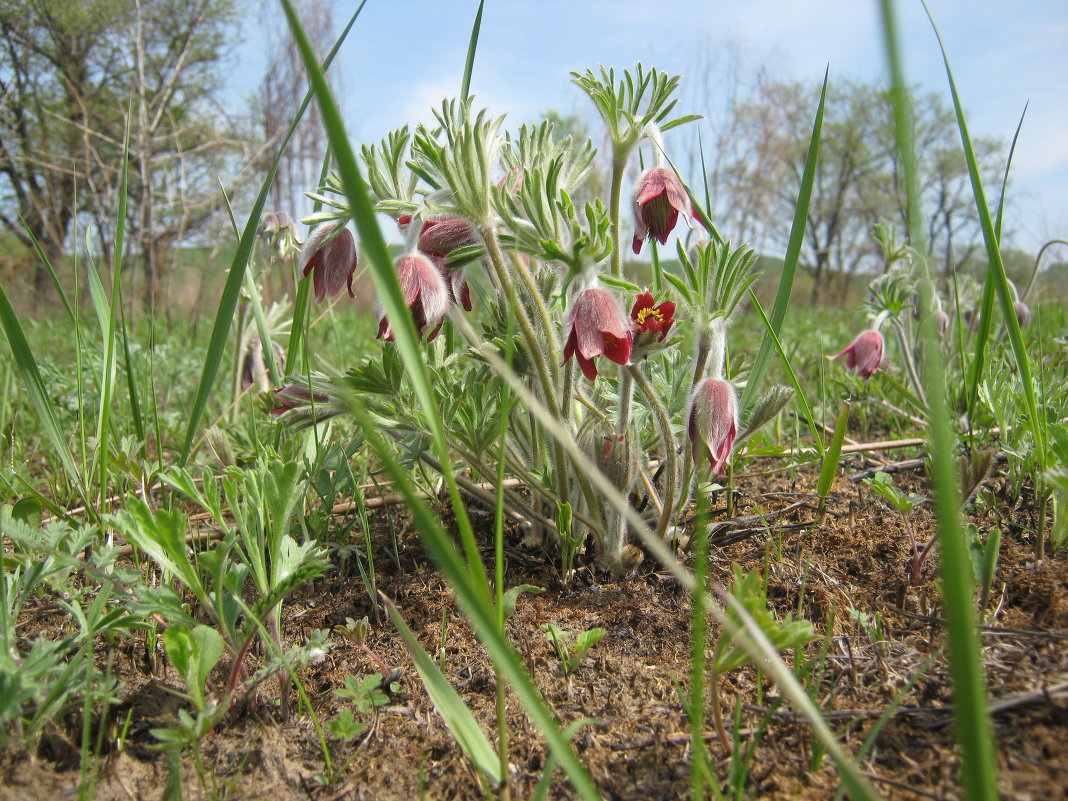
[376,252,450,342]
[631,167,696,254]
[688,379,739,474]
[562,288,633,380]
[828,330,884,380]
[630,290,676,344]
[300,224,358,302]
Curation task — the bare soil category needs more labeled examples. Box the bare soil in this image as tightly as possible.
[3,456,1067,801]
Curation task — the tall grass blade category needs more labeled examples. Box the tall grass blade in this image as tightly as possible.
[19,219,75,324]
[739,69,827,412]
[883,3,998,799]
[177,2,367,465]
[385,597,502,783]
[220,182,281,388]
[94,115,131,507]
[118,289,146,445]
[459,0,485,103]
[278,0,489,593]
[0,285,85,503]
[280,4,605,796]
[286,147,332,375]
[965,104,1026,422]
[747,289,824,453]
[451,312,882,801]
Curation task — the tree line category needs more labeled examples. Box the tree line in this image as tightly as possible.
[1,7,1017,312]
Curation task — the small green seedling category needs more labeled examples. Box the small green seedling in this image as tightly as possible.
[863,471,931,585]
[965,523,1001,613]
[542,623,606,675]
[711,567,816,750]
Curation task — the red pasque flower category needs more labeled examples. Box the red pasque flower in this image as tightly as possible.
[376,252,451,342]
[688,378,739,474]
[828,330,884,379]
[631,167,695,254]
[562,288,633,380]
[300,223,358,302]
[630,290,676,344]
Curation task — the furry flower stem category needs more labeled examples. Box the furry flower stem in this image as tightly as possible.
[480,225,570,508]
[608,153,627,279]
[630,365,680,540]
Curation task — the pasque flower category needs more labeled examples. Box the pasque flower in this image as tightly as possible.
[631,167,696,254]
[398,215,476,312]
[376,252,451,342]
[828,330,884,380]
[630,290,676,344]
[300,223,358,302]
[562,288,633,380]
[688,378,739,474]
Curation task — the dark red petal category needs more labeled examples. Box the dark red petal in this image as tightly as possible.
[601,331,632,366]
[576,351,599,380]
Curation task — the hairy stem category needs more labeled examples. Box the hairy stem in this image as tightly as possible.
[631,366,679,540]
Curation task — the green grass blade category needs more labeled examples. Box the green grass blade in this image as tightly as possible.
[279,0,489,594]
[884,4,999,800]
[739,68,827,413]
[0,283,85,501]
[385,597,502,783]
[95,114,131,506]
[747,289,824,453]
[965,104,1026,422]
[922,4,1040,460]
[118,277,145,446]
[459,0,485,102]
[286,146,332,375]
[19,218,75,325]
[220,182,281,388]
[344,393,603,800]
[176,2,367,465]
[816,400,850,512]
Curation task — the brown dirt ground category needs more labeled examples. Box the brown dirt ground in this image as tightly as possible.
[3,455,1067,801]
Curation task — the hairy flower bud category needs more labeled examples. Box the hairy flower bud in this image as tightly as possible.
[688,379,739,474]
[300,224,358,302]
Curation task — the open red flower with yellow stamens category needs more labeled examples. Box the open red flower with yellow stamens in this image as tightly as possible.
[630,290,676,344]
[562,288,633,380]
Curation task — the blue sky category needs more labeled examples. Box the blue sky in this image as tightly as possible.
[231,0,1067,254]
